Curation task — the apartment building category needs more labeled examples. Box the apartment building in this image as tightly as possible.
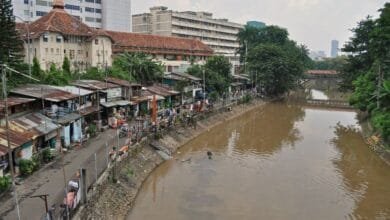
[12,0,132,31]
[132,6,244,74]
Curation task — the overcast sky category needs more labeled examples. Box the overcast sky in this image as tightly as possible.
[132,0,387,56]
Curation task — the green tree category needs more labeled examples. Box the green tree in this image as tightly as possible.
[247,44,304,96]
[112,52,163,84]
[313,56,348,70]
[188,56,232,96]
[32,57,42,78]
[341,17,376,90]
[345,3,390,141]
[0,0,24,68]
[62,56,71,75]
[42,63,70,86]
[238,25,308,96]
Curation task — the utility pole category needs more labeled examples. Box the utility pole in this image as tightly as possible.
[1,65,21,220]
[203,69,206,104]
[1,64,39,220]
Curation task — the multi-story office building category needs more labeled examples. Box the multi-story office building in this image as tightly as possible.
[12,0,132,32]
[133,6,244,74]
[331,40,339,58]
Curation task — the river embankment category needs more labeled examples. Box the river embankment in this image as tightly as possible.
[76,99,265,220]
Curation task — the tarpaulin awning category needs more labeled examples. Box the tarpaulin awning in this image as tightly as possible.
[100,100,131,108]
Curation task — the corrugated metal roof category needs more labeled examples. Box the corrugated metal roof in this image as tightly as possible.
[11,84,78,102]
[101,100,132,108]
[10,113,60,139]
[0,128,32,150]
[0,145,8,156]
[146,85,180,97]
[72,80,120,90]
[105,77,132,87]
[53,112,81,125]
[50,86,94,96]
[0,97,36,110]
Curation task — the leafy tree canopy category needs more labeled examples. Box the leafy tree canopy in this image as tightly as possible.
[238,25,310,96]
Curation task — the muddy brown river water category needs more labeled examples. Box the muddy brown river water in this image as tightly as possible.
[127,102,390,220]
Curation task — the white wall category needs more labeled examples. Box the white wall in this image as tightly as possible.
[102,0,132,32]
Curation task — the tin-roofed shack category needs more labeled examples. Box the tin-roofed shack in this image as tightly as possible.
[10,84,86,148]
[72,80,131,128]
[0,97,37,125]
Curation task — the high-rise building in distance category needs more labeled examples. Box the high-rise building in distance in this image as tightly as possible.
[132,6,244,74]
[331,40,339,58]
[11,0,132,32]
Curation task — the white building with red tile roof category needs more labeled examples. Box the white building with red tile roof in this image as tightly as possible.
[16,1,213,72]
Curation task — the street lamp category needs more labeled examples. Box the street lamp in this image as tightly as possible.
[14,15,32,76]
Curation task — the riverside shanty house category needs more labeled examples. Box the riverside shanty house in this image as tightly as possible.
[0,98,60,176]
[50,86,100,138]
[72,80,130,128]
[146,85,181,108]
[10,84,83,147]
[163,72,202,104]
[105,77,142,117]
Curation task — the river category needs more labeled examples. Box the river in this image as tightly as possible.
[127,99,390,220]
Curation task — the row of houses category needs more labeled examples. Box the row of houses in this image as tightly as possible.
[0,77,195,177]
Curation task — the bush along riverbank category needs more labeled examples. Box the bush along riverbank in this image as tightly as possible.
[75,99,264,220]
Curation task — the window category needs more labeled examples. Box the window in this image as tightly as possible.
[24,0,28,4]
[95,0,101,4]
[85,0,94,3]
[85,7,94,13]
[70,50,75,59]
[43,35,48,42]
[95,39,99,45]
[36,11,47,17]
[45,48,48,53]
[85,17,95,22]
[51,48,54,53]
[56,36,62,43]
[95,9,101,14]
[65,4,80,11]
[56,48,60,54]
[96,18,101,23]
[86,51,88,57]
[78,50,82,55]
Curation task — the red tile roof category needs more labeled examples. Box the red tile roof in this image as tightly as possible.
[18,8,94,39]
[107,31,213,56]
[15,4,212,57]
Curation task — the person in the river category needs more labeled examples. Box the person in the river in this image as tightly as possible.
[207,151,213,159]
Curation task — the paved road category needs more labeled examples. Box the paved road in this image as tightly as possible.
[0,129,127,220]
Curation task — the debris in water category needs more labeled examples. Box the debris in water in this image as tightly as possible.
[181,157,192,163]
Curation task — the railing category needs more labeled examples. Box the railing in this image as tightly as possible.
[289,97,353,109]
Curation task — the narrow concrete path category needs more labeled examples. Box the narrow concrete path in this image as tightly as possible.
[0,129,126,220]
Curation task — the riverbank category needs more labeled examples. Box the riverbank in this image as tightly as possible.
[76,99,265,220]
[358,113,390,166]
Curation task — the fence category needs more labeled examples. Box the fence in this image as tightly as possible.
[43,90,255,220]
